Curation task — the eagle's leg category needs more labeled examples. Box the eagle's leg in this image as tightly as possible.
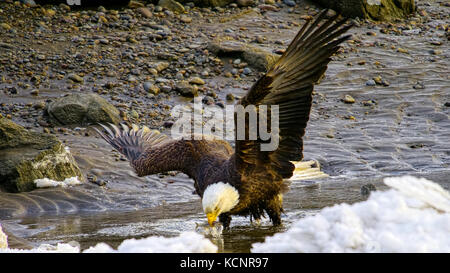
[265,194,283,226]
[219,213,232,229]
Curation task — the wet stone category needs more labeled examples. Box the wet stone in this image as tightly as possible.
[180,15,192,23]
[130,110,139,119]
[160,85,172,93]
[413,82,425,89]
[158,0,185,13]
[429,49,442,55]
[283,0,296,7]
[202,96,215,105]
[189,77,205,85]
[343,95,355,104]
[361,184,377,196]
[68,73,83,83]
[33,101,46,110]
[0,23,11,30]
[137,7,152,18]
[237,0,255,7]
[226,93,235,101]
[176,81,198,97]
[373,76,383,85]
[143,82,160,95]
[362,100,377,107]
[366,79,376,86]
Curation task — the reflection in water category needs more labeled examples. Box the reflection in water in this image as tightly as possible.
[1,172,449,252]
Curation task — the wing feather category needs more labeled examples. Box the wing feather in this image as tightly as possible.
[234,10,353,179]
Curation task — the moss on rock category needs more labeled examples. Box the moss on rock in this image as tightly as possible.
[313,0,415,21]
[0,118,82,192]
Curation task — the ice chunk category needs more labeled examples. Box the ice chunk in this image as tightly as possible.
[252,176,450,253]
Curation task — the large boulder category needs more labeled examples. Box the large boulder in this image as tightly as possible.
[0,118,82,192]
[313,0,415,21]
[208,38,279,72]
[46,93,121,126]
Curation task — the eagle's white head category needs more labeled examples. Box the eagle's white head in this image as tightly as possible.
[202,182,239,226]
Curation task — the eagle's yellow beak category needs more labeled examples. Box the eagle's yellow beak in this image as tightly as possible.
[207,212,218,227]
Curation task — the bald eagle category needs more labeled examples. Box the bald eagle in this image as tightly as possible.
[94,10,353,228]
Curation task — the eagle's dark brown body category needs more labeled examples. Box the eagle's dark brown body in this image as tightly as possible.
[95,10,353,228]
[130,138,285,226]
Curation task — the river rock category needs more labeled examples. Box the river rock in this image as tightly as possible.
[208,39,279,71]
[176,81,198,97]
[158,0,185,13]
[137,7,153,18]
[237,0,255,7]
[0,23,11,31]
[189,77,205,85]
[143,82,160,95]
[46,93,121,126]
[176,0,234,7]
[283,0,296,7]
[128,0,144,8]
[68,73,83,83]
[343,94,355,104]
[314,0,415,21]
[180,15,192,23]
[0,118,82,192]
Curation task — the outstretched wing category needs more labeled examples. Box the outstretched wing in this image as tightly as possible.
[235,10,353,179]
[94,123,183,176]
[94,123,170,162]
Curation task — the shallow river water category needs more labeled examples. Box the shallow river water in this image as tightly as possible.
[0,1,449,252]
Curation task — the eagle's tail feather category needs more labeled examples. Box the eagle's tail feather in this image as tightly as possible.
[94,123,169,162]
[290,160,329,181]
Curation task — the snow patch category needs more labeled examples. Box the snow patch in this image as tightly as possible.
[252,176,450,253]
[0,225,7,249]
[0,243,79,253]
[85,231,217,253]
[34,176,81,188]
[0,231,217,253]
